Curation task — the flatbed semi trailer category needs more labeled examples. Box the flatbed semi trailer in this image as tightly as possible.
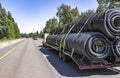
[43,42,113,70]
[42,9,120,70]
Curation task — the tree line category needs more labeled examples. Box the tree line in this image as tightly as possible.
[0,3,20,41]
[38,0,120,38]
[21,31,39,38]
[20,0,120,38]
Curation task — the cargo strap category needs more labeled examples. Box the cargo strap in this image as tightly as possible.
[62,24,76,52]
[60,16,91,52]
[60,28,65,34]
[60,24,76,51]
[71,48,75,57]
[78,16,92,34]
[60,28,65,50]
[52,31,56,35]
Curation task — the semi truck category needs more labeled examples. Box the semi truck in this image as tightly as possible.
[43,9,120,70]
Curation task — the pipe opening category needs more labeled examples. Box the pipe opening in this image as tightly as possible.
[115,40,120,57]
[92,39,105,53]
[114,17,120,28]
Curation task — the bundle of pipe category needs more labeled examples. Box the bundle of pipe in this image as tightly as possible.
[46,35,58,46]
[50,24,68,34]
[50,9,120,39]
[46,32,110,61]
[112,40,120,58]
[105,40,120,63]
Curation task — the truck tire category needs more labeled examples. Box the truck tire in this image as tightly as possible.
[43,43,47,47]
[61,52,68,62]
[59,51,62,60]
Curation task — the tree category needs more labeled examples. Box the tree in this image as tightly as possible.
[21,33,28,38]
[8,11,14,22]
[43,17,58,33]
[96,4,106,13]
[56,4,80,25]
[39,31,44,38]
[71,7,80,21]
[29,33,34,38]
[14,23,20,38]
[0,7,8,39]
[80,10,95,18]
[96,0,120,13]
[96,0,107,13]
[36,31,39,36]
[109,1,120,9]
[56,4,72,25]
[0,3,2,9]
[6,17,15,39]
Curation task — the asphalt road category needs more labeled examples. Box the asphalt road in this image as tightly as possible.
[0,38,120,78]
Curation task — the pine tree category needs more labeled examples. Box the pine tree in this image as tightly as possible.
[0,3,20,40]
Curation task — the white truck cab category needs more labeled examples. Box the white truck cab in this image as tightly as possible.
[43,33,49,46]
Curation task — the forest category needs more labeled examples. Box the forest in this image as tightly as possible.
[0,3,20,41]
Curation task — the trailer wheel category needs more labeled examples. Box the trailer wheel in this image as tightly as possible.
[59,51,62,60]
[43,43,46,47]
[61,52,68,62]
[43,43,45,47]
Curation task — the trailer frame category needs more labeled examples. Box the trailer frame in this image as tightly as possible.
[44,43,113,70]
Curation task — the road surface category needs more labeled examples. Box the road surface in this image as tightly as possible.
[0,38,120,78]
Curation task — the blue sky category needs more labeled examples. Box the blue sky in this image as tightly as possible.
[0,0,98,33]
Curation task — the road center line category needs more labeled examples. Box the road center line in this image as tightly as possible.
[0,45,18,60]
